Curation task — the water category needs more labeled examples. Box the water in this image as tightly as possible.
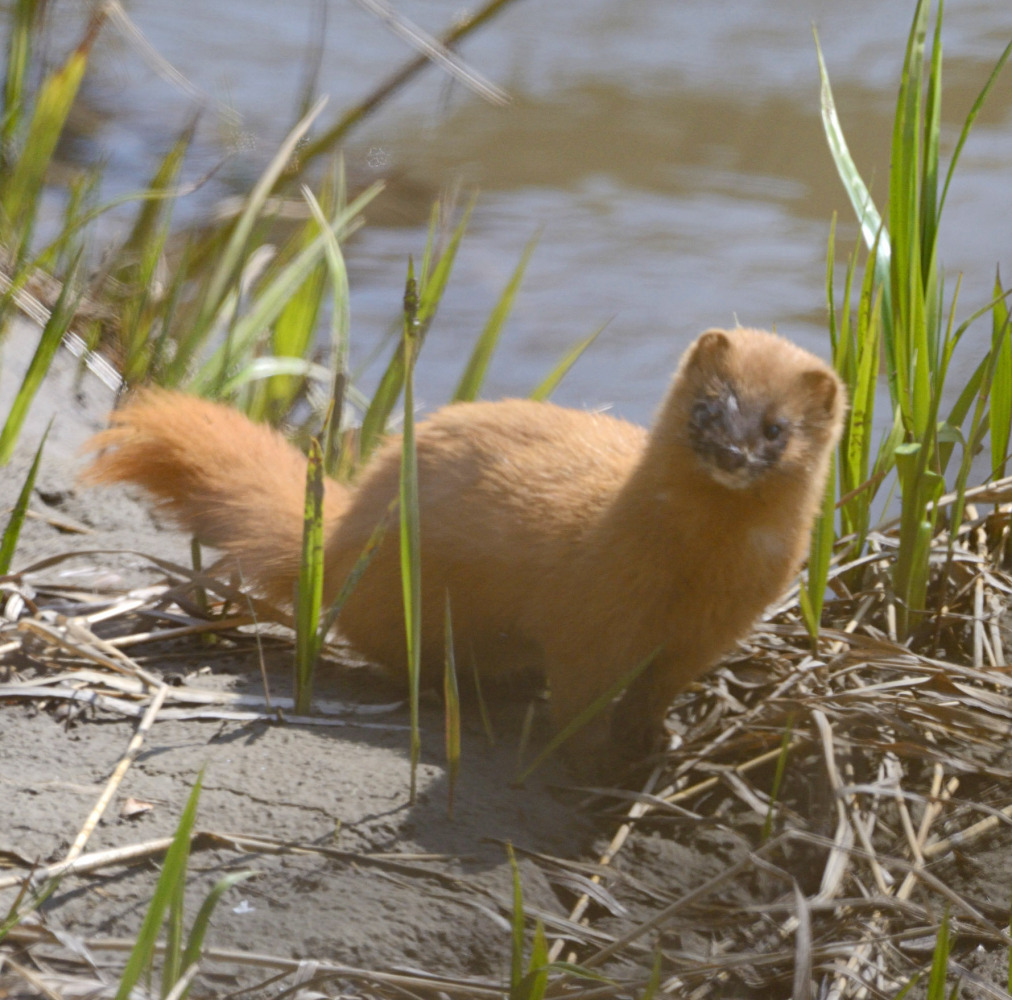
[51,0,1012,424]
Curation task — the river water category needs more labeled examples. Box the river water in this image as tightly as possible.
[49,0,1012,424]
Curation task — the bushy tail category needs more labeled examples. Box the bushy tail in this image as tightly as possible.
[83,389,349,606]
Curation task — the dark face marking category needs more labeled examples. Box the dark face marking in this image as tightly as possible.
[688,386,791,487]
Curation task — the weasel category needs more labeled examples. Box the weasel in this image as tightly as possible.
[84,327,845,753]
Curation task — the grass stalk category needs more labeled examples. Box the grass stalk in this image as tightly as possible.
[359,196,475,461]
[294,439,326,715]
[399,262,423,803]
[443,592,461,818]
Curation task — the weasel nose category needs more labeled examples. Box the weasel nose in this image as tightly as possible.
[715,445,747,473]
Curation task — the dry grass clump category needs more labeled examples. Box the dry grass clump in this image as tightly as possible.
[3,485,1012,999]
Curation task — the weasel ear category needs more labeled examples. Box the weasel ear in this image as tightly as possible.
[798,368,843,419]
[688,328,732,375]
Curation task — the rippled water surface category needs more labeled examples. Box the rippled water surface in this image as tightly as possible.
[54,0,1012,422]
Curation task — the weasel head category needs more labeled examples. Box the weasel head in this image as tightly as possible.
[670,327,845,492]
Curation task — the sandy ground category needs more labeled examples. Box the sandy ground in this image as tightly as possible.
[0,321,666,995]
[5,319,1012,999]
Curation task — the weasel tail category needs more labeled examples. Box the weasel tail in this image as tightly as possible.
[84,391,350,607]
[84,328,845,753]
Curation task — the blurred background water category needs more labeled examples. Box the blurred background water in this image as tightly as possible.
[38,0,1012,424]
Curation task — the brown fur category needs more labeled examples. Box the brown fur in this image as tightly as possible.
[83,328,845,751]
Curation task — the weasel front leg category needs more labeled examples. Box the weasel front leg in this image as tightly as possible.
[609,649,691,757]
[544,649,685,764]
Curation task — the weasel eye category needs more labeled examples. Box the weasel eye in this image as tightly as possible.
[764,421,784,441]
[691,400,717,427]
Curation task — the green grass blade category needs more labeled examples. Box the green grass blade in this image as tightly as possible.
[1,15,103,255]
[800,454,836,642]
[888,0,930,370]
[216,356,333,396]
[919,5,944,370]
[507,843,525,997]
[163,843,186,999]
[320,497,397,636]
[947,384,992,562]
[0,872,62,942]
[529,320,608,402]
[925,908,951,1000]
[256,224,327,421]
[179,97,329,363]
[939,37,1012,215]
[470,645,495,745]
[115,771,204,1000]
[119,119,195,266]
[1,0,40,154]
[516,921,550,1000]
[294,439,325,715]
[106,119,194,381]
[0,419,50,574]
[188,182,381,397]
[418,200,440,289]
[358,339,407,463]
[990,270,1011,479]
[453,230,539,402]
[761,718,794,842]
[179,870,255,994]
[814,30,891,290]
[399,264,423,803]
[359,197,474,459]
[302,183,352,471]
[640,951,664,1000]
[443,592,461,818]
[0,252,82,465]
[826,213,840,358]
[937,290,1012,471]
[416,194,476,329]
